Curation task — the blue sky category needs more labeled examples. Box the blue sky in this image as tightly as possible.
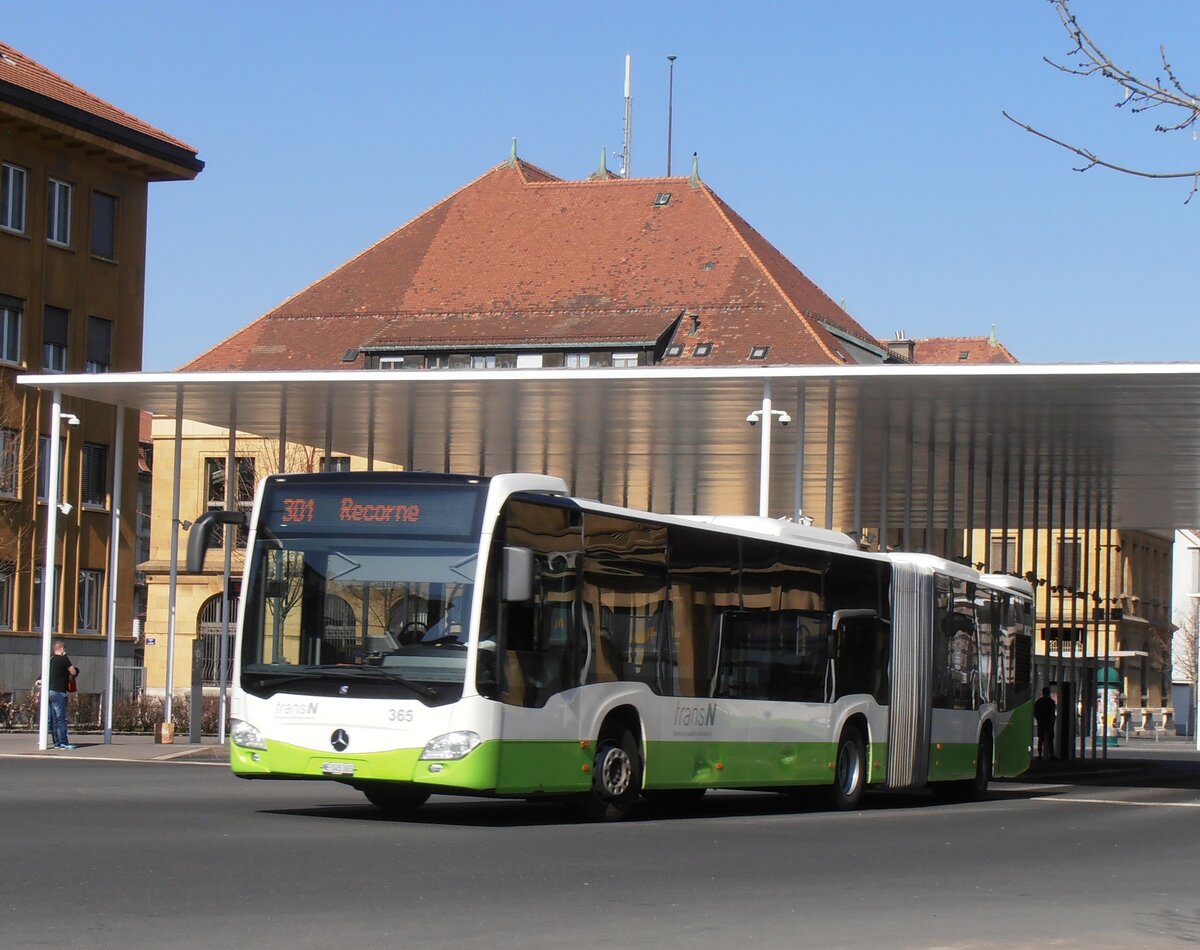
[5,1,1198,370]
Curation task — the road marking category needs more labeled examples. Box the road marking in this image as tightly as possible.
[0,752,225,766]
[1037,795,1200,809]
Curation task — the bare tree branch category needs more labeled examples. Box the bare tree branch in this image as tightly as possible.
[1008,0,1200,202]
[1002,111,1200,202]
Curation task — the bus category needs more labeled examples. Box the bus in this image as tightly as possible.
[188,471,1034,820]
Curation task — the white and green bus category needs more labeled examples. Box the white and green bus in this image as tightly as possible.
[189,471,1034,820]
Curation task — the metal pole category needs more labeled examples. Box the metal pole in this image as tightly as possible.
[277,393,287,474]
[366,386,376,472]
[218,399,237,745]
[824,382,837,530]
[37,388,64,750]
[1103,500,1112,758]
[165,388,183,723]
[792,391,806,523]
[878,404,890,553]
[757,380,772,517]
[103,402,125,743]
[666,55,676,176]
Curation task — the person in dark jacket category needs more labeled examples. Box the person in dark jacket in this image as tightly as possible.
[47,640,78,750]
[1034,686,1056,760]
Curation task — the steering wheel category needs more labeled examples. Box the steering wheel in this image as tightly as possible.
[399,620,427,644]
[427,635,467,649]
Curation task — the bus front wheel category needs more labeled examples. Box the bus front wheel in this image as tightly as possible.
[575,726,642,821]
[831,728,866,810]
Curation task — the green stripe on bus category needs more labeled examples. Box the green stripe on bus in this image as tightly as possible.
[231,736,889,794]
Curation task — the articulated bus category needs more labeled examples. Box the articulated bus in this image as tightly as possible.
[188,471,1034,820]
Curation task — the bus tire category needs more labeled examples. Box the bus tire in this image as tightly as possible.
[831,727,866,810]
[966,729,993,800]
[575,726,642,821]
[360,783,430,815]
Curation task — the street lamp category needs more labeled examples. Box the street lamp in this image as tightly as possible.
[746,380,792,517]
[37,398,72,750]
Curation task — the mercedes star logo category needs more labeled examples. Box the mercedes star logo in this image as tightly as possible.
[331,729,350,752]
[338,684,350,695]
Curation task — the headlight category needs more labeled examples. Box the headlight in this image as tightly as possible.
[230,719,267,750]
[419,730,481,760]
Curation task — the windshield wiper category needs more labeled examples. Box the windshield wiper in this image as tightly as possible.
[335,665,438,699]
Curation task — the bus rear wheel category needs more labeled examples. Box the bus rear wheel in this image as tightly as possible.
[831,727,866,810]
[574,726,642,821]
[360,782,430,815]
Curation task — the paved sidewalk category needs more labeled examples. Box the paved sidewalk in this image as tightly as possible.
[0,731,229,764]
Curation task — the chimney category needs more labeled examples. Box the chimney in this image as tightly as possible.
[884,330,915,362]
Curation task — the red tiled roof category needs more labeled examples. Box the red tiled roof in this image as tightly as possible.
[0,41,200,165]
[184,158,877,371]
[911,336,1019,365]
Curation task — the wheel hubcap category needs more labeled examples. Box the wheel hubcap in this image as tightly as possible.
[598,744,632,797]
[838,744,860,794]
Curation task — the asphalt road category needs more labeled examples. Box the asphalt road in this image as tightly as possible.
[4,751,1199,950]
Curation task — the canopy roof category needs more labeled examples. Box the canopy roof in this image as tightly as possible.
[20,362,1200,533]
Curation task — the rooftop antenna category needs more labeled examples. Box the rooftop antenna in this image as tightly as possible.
[666,55,677,176]
[620,54,633,178]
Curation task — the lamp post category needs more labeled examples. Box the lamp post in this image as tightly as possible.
[37,394,73,750]
[746,381,792,517]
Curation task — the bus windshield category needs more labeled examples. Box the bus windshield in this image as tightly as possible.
[240,532,479,702]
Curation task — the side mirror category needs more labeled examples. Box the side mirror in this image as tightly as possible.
[185,509,248,572]
[502,546,535,603]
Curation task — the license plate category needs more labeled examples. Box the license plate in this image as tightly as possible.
[321,761,355,776]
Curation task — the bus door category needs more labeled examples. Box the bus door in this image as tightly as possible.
[929,574,981,781]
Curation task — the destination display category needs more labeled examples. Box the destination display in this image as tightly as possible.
[261,482,484,536]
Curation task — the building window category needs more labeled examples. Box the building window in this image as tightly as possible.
[665,344,683,358]
[90,191,118,260]
[321,456,350,472]
[515,353,543,369]
[86,316,112,373]
[43,306,68,372]
[82,442,108,508]
[0,296,22,364]
[749,346,769,360]
[0,428,18,497]
[470,355,497,369]
[378,356,405,370]
[425,355,449,369]
[32,565,61,632]
[205,457,256,548]
[1058,539,1081,590]
[565,353,591,368]
[36,435,65,502]
[78,569,104,633]
[47,178,73,246]
[0,561,13,630]
[990,537,1016,572]
[693,343,713,357]
[612,352,639,368]
[1,163,27,233]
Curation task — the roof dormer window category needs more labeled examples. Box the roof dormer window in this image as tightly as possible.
[694,343,712,358]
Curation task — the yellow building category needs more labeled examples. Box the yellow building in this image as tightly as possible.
[0,42,200,695]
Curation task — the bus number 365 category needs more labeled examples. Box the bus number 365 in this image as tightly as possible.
[387,709,415,723]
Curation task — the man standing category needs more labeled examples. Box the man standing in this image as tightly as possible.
[1034,686,1057,761]
[48,640,78,750]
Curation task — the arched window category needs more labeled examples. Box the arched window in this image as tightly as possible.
[198,594,240,687]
